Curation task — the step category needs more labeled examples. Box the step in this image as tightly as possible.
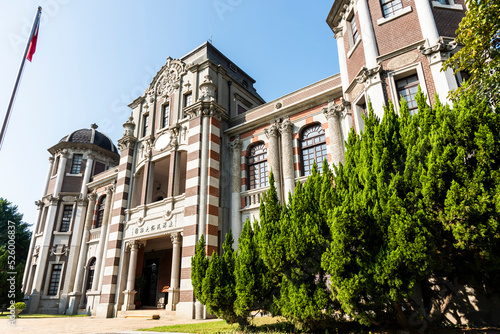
[124,314,160,320]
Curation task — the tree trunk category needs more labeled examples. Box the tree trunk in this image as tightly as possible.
[392,300,410,329]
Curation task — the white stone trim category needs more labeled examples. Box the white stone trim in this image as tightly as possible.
[377,6,412,26]
[431,1,463,11]
[42,261,66,298]
[387,62,431,114]
[347,38,361,58]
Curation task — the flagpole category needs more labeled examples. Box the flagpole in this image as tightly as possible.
[0,6,42,150]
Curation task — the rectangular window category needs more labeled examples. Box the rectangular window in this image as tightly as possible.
[47,264,62,296]
[143,114,149,137]
[349,17,360,46]
[162,104,170,128]
[437,0,450,4]
[70,154,83,174]
[381,0,403,18]
[60,205,73,232]
[396,74,419,115]
[184,93,192,107]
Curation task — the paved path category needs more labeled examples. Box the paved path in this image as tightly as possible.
[1,316,218,334]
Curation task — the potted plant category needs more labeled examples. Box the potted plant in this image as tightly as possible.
[13,302,25,317]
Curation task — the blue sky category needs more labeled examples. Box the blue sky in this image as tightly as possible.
[0,0,339,228]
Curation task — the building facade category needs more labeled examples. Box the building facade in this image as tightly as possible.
[22,0,466,319]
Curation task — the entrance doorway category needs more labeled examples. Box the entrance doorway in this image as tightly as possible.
[141,258,159,307]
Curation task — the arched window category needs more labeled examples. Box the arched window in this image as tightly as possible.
[247,143,269,189]
[95,196,106,229]
[85,258,96,291]
[301,124,327,176]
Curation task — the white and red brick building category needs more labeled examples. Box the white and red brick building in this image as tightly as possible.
[22,0,466,319]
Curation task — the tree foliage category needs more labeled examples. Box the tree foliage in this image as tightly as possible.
[443,0,500,105]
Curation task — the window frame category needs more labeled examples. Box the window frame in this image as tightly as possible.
[300,124,328,176]
[380,0,404,18]
[387,63,430,114]
[85,257,96,291]
[396,74,420,115]
[142,113,149,137]
[70,154,83,174]
[59,204,73,232]
[94,195,106,229]
[247,143,269,190]
[162,103,170,129]
[184,92,193,108]
[44,262,65,297]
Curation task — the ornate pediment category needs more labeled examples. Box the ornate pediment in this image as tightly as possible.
[150,57,187,97]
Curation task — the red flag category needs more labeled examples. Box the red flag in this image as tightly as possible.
[26,19,40,62]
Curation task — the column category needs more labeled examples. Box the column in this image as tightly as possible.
[92,186,113,290]
[356,0,379,68]
[414,0,440,46]
[264,123,282,201]
[167,232,182,311]
[279,118,295,202]
[323,102,346,168]
[53,150,69,197]
[229,136,242,246]
[198,112,210,240]
[333,26,350,94]
[42,157,54,196]
[22,200,44,295]
[80,154,94,197]
[67,193,96,312]
[122,240,141,311]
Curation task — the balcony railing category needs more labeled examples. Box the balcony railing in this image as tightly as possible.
[241,186,269,209]
[88,227,101,243]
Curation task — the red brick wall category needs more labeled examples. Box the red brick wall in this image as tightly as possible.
[432,0,466,37]
[369,0,423,56]
[345,25,366,84]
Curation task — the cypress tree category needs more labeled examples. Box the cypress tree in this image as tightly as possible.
[191,235,208,304]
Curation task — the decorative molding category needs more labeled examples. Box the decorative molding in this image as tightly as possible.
[356,63,383,84]
[264,123,279,139]
[49,156,55,163]
[418,37,457,55]
[87,192,97,202]
[154,126,179,152]
[156,57,186,97]
[229,135,242,151]
[48,195,59,206]
[118,116,137,151]
[275,102,282,109]
[50,244,68,263]
[199,75,217,102]
[323,99,351,119]
[35,200,44,209]
[278,117,293,135]
[126,239,146,251]
[170,232,181,244]
[105,184,115,196]
[333,26,343,39]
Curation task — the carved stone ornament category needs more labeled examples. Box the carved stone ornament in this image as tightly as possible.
[199,75,217,102]
[264,123,279,139]
[156,57,186,97]
[33,245,40,264]
[35,200,44,209]
[279,117,293,135]
[229,135,242,151]
[356,63,383,84]
[333,26,343,39]
[48,195,59,206]
[170,232,181,244]
[118,116,137,151]
[323,99,351,119]
[154,126,179,152]
[87,192,97,202]
[51,244,68,263]
[105,184,115,196]
[126,239,146,251]
[137,217,145,227]
[275,102,282,109]
[163,209,173,222]
[418,37,457,55]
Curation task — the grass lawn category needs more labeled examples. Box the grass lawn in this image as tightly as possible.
[0,313,89,319]
[139,316,293,333]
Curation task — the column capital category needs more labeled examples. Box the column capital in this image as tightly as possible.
[418,37,456,56]
[278,117,293,135]
[170,232,182,245]
[87,192,97,202]
[333,26,343,39]
[356,63,382,84]
[35,200,44,209]
[48,195,59,206]
[86,153,97,161]
[49,156,55,163]
[264,123,279,139]
[57,149,70,159]
[105,184,115,196]
[126,239,146,251]
[229,135,242,151]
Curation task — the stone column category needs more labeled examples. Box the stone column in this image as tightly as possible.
[323,101,346,168]
[53,150,69,197]
[167,232,182,311]
[28,195,60,314]
[279,118,295,202]
[264,123,282,201]
[66,193,97,312]
[229,136,242,246]
[80,154,94,197]
[198,111,211,240]
[333,26,350,95]
[356,0,379,68]
[22,200,44,294]
[42,157,54,196]
[92,185,114,290]
[414,0,440,46]
[122,240,142,311]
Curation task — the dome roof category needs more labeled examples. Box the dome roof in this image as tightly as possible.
[59,124,119,154]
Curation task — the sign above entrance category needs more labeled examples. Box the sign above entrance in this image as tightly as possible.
[124,213,179,239]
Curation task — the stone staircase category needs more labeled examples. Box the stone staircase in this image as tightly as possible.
[117,309,176,320]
